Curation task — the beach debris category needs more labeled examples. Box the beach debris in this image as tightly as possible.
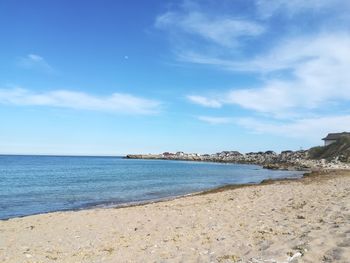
[292,244,308,256]
[217,254,241,262]
[287,251,302,262]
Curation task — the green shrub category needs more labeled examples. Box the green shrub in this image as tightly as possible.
[308,135,350,162]
[308,146,325,159]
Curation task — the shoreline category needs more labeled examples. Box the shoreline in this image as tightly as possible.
[1,167,343,223]
[1,169,349,262]
[0,166,306,222]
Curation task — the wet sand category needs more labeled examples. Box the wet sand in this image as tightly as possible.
[1,170,350,263]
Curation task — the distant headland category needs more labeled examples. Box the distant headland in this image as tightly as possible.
[126,133,350,170]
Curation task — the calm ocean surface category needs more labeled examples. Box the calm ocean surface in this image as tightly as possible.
[0,155,304,220]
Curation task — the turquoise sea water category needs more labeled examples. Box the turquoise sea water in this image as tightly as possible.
[0,155,304,220]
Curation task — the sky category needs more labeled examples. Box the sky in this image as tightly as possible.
[1,0,350,155]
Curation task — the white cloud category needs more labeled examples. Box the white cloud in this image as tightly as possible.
[157,1,350,141]
[186,33,350,117]
[256,0,348,18]
[180,33,350,72]
[187,95,221,108]
[228,34,350,114]
[197,116,232,125]
[17,54,55,73]
[238,115,350,140]
[0,88,161,114]
[156,10,264,47]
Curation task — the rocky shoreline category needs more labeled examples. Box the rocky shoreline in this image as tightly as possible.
[126,150,350,170]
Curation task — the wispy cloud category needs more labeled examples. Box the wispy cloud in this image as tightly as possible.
[186,33,350,117]
[197,114,350,139]
[256,0,349,18]
[187,95,221,108]
[0,88,161,114]
[238,115,350,140]
[155,9,264,48]
[17,54,56,73]
[197,116,233,125]
[156,0,350,144]
[181,33,350,72]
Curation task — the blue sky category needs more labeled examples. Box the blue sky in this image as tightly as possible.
[1,0,350,155]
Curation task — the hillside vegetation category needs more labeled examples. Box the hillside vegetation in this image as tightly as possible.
[309,136,350,162]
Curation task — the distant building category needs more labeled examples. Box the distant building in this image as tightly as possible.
[322,132,350,146]
[176,151,184,157]
[162,152,175,157]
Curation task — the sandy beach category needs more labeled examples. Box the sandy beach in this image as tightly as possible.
[1,170,349,263]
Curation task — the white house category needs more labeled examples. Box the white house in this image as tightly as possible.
[322,132,350,146]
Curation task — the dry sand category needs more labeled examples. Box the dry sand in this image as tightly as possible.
[0,170,350,263]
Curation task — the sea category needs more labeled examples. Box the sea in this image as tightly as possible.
[0,155,305,220]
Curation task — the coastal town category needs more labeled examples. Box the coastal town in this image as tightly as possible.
[127,133,350,170]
